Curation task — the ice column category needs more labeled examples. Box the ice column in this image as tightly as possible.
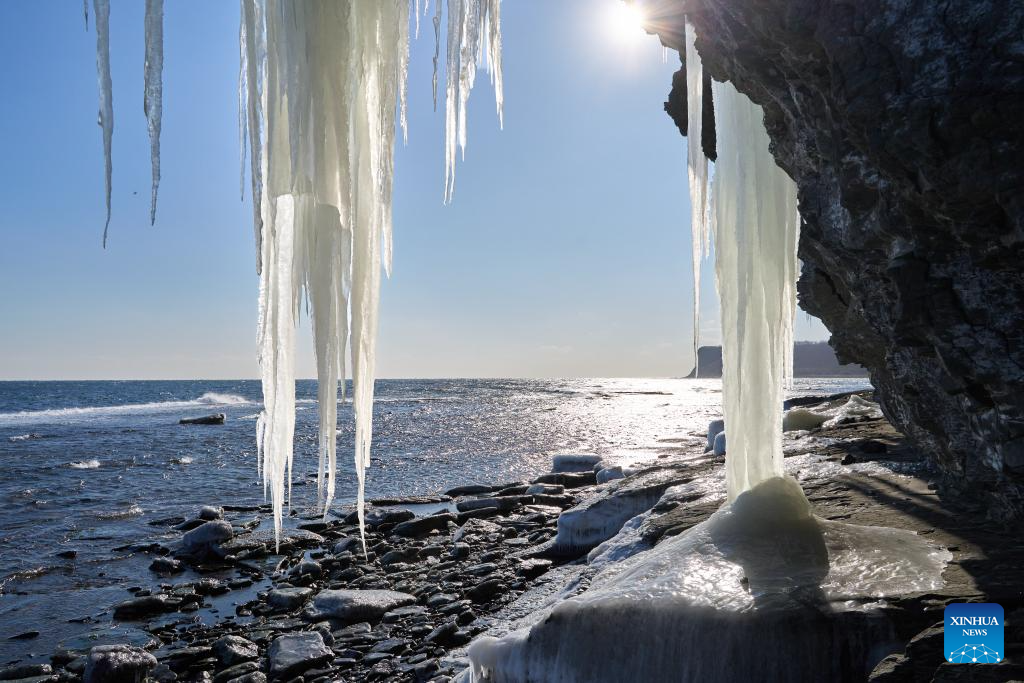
[710,78,800,499]
[684,24,710,376]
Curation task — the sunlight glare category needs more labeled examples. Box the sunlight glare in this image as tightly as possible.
[606,1,648,44]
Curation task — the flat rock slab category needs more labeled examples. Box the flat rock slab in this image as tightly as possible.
[182,520,234,551]
[304,589,416,622]
[267,587,313,610]
[390,513,456,537]
[267,632,331,680]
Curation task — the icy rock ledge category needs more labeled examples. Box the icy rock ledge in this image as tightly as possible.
[465,477,950,682]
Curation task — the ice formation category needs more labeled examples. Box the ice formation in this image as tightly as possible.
[466,478,951,682]
[89,0,502,544]
[684,24,710,377]
[92,0,113,246]
[143,0,163,224]
[235,0,503,545]
[711,77,800,499]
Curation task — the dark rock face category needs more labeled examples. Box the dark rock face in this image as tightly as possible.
[654,0,1024,517]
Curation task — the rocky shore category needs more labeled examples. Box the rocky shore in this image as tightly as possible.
[3,393,1022,682]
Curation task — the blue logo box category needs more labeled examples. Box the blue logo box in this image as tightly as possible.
[944,603,1004,664]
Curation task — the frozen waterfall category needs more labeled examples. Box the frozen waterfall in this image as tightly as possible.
[92,0,502,544]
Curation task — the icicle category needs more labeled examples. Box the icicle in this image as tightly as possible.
[83,0,89,30]
[684,24,709,377]
[432,0,442,111]
[443,0,503,202]
[93,0,113,247]
[710,78,799,500]
[143,0,163,225]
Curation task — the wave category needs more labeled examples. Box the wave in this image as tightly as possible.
[93,504,144,520]
[0,392,255,425]
[196,392,250,405]
[67,459,101,469]
[7,433,44,442]
[170,456,193,465]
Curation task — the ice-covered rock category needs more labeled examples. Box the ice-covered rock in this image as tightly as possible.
[83,645,157,683]
[267,632,332,680]
[705,419,725,452]
[304,589,416,622]
[466,477,951,682]
[783,408,828,432]
[550,468,689,557]
[182,520,233,551]
[551,454,603,473]
[713,431,727,456]
[595,467,626,484]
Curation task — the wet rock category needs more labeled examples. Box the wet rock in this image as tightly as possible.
[149,557,184,575]
[179,414,225,425]
[333,537,359,555]
[113,594,180,620]
[83,645,157,683]
[56,549,78,560]
[391,513,456,538]
[304,589,416,622]
[182,520,234,551]
[6,631,39,641]
[267,632,332,680]
[363,508,415,527]
[267,587,313,610]
[0,664,52,681]
[466,579,505,603]
[516,558,552,580]
[449,543,471,560]
[224,674,266,683]
[290,559,322,578]
[212,635,258,666]
[532,472,596,488]
[199,506,223,521]
[456,497,525,513]
[379,548,420,566]
[525,484,564,495]
[424,621,458,646]
[446,484,500,497]
[212,662,259,683]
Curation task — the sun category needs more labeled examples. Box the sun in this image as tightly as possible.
[607,1,648,42]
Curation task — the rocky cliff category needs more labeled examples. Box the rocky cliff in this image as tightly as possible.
[650,0,1024,518]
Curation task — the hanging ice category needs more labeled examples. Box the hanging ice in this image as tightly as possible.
[710,77,799,499]
[144,0,163,225]
[684,24,710,377]
[237,0,504,546]
[444,0,503,202]
[92,0,113,246]
[89,0,502,545]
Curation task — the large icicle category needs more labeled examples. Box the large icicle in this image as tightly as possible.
[93,0,113,247]
[443,0,503,202]
[711,79,800,499]
[684,24,709,377]
[143,0,164,225]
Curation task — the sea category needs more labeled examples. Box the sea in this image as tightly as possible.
[0,377,870,663]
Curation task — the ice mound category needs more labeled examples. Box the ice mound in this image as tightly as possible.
[783,395,883,433]
[466,477,950,682]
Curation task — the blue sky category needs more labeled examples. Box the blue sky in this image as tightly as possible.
[0,0,827,380]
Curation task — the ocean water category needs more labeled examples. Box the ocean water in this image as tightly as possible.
[0,377,869,663]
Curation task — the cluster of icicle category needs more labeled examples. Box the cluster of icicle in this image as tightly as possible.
[87,0,164,246]
[683,24,799,500]
[239,0,503,547]
[90,0,502,547]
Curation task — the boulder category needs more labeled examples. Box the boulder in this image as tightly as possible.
[390,513,456,537]
[113,594,179,620]
[83,645,157,683]
[212,635,258,666]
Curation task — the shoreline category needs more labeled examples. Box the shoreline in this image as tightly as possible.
[3,392,1020,682]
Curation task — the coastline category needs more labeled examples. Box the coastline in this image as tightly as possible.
[3,392,1020,682]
